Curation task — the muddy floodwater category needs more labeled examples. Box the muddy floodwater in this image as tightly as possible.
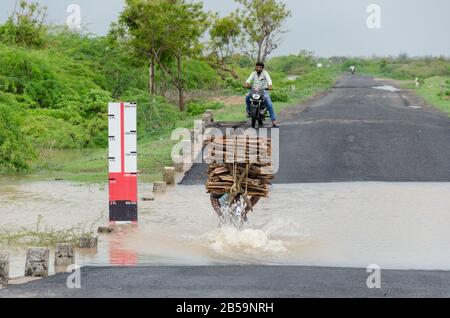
[1,178,450,278]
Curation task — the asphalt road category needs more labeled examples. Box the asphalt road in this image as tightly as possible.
[182,75,450,184]
[1,266,450,298]
[2,75,450,298]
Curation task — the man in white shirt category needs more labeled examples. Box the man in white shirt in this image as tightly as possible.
[245,62,279,128]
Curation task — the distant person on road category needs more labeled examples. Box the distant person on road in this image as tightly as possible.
[350,65,356,74]
[245,62,278,128]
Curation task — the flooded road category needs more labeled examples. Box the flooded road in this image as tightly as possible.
[1,179,450,278]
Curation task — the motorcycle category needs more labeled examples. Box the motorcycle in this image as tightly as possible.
[248,86,270,129]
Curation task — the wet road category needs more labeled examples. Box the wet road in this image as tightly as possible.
[2,266,450,298]
[182,75,450,184]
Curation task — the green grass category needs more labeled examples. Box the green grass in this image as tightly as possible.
[415,77,450,116]
[23,116,197,184]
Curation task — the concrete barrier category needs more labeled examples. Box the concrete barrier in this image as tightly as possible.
[0,252,9,287]
[174,162,184,173]
[202,113,214,128]
[79,237,98,249]
[25,248,49,278]
[163,167,176,186]
[153,181,167,194]
[54,244,75,273]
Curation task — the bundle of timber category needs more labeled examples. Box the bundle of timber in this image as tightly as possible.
[205,136,274,198]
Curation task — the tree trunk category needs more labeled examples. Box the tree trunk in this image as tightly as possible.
[178,85,185,112]
[257,41,263,63]
[149,57,156,95]
[152,50,185,111]
[177,55,185,111]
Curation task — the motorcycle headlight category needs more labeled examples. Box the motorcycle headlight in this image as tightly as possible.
[252,94,261,100]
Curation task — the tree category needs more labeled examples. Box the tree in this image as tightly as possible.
[236,0,291,63]
[118,0,208,111]
[159,1,208,111]
[207,13,241,80]
[0,0,48,48]
[117,0,164,96]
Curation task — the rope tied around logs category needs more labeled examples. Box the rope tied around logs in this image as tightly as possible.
[206,134,274,218]
[229,161,254,212]
[222,135,258,212]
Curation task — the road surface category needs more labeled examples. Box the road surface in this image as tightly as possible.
[2,75,450,298]
[1,266,450,298]
[182,75,450,184]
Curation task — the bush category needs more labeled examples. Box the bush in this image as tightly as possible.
[438,80,450,98]
[20,115,90,149]
[230,55,254,69]
[268,53,315,75]
[121,88,183,135]
[187,100,224,116]
[0,1,48,48]
[0,44,105,108]
[183,60,221,90]
[80,89,111,117]
[270,90,289,102]
[225,77,247,94]
[0,103,35,170]
[0,39,116,153]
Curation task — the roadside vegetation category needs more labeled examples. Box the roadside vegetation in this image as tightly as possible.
[0,0,341,182]
[1,1,447,181]
[0,214,99,247]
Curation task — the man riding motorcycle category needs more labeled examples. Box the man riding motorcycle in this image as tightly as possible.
[245,62,279,128]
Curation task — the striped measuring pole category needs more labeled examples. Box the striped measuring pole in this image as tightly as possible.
[108,102,138,224]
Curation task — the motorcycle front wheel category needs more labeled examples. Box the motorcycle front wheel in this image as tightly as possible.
[251,107,259,128]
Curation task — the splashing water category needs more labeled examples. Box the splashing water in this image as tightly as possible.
[206,226,288,256]
[218,196,247,229]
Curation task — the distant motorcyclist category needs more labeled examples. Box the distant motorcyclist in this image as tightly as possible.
[350,65,356,74]
[245,62,279,128]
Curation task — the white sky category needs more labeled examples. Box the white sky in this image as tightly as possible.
[1,0,449,57]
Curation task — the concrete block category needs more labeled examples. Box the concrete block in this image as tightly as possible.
[153,181,167,194]
[174,162,184,173]
[54,244,75,273]
[163,167,176,186]
[25,248,49,278]
[202,113,214,128]
[79,237,98,249]
[0,252,9,287]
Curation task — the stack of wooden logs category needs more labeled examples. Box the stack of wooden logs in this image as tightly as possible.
[205,136,274,198]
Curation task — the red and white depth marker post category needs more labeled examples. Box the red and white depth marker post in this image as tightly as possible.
[108,102,138,224]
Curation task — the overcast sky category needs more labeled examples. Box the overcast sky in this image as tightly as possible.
[1,0,449,57]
